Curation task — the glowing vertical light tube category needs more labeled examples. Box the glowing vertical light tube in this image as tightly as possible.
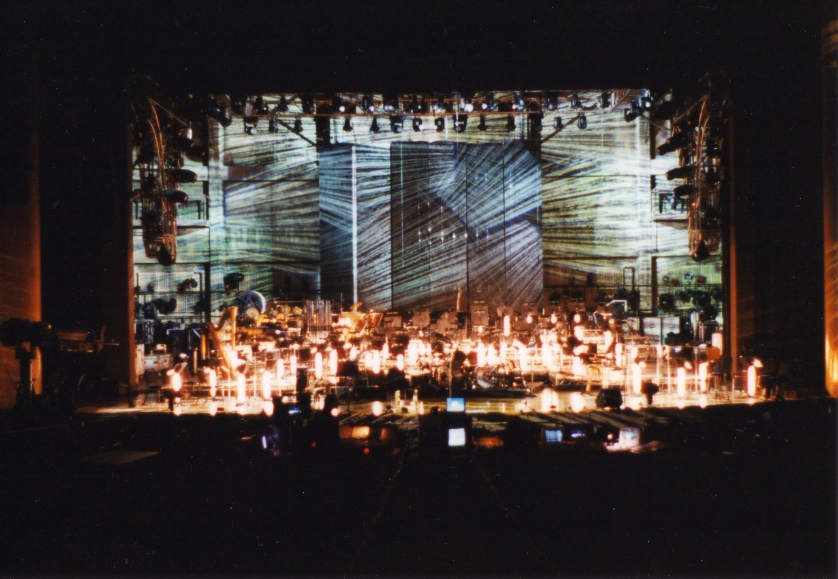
[614,343,623,368]
[572,356,584,377]
[171,371,182,393]
[372,350,381,374]
[676,367,686,398]
[276,358,284,380]
[488,345,497,366]
[604,330,613,350]
[631,362,642,395]
[208,368,217,398]
[329,349,338,375]
[364,351,373,372]
[698,362,708,393]
[407,341,418,366]
[236,373,247,404]
[314,351,323,380]
[396,353,404,371]
[747,365,757,397]
[476,342,487,367]
[262,371,272,400]
[550,313,558,325]
[503,315,511,337]
[381,342,389,362]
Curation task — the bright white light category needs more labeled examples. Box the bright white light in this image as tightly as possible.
[208,368,217,388]
[572,356,584,377]
[330,407,339,417]
[503,315,511,337]
[262,371,272,400]
[550,313,558,325]
[541,342,552,370]
[372,400,383,416]
[487,345,498,366]
[499,342,508,360]
[208,401,217,416]
[448,428,466,447]
[677,367,686,398]
[526,314,533,324]
[407,341,418,365]
[263,401,274,416]
[396,353,405,371]
[349,346,358,361]
[476,342,487,367]
[629,397,642,411]
[630,346,638,363]
[698,362,708,393]
[381,342,389,362]
[632,362,642,395]
[573,313,581,324]
[614,343,623,368]
[570,392,586,412]
[372,350,381,374]
[171,372,182,393]
[329,349,338,375]
[364,351,373,371]
[235,373,247,404]
[604,330,613,349]
[753,358,763,369]
[315,351,323,380]
[747,365,757,397]
[173,406,182,416]
[699,394,708,408]
[418,401,424,415]
[276,358,284,380]
[518,346,529,372]
[574,325,584,341]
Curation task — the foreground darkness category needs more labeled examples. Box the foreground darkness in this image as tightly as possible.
[1,400,835,576]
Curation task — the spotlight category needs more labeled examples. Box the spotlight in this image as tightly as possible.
[570,92,581,109]
[343,117,353,132]
[656,131,690,155]
[301,95,314,114]
[478,116,487,131]
[506,115,516,131]
[576,114,587,129]
[600,92,611,108]
[454,114,467,132]
[362,94,375,113]
[461,97,474,113]
[434,94,445,112]
[483,92,495,111]
[390,115,404,133]
[370,118,381,133]
[333,96,345,113]
[553,116,563,130]
[529,112,543,132]
[277,96,288,112]
[168,169,197,183]
[435,117,445,132]
[665,165,695,180]
[412,117,423,132]
[512,92,525,110]
[410,95,421,113]
[383,94,399,113]
[673,184,696,198]
[691,239,710,261]
[293,118,303,133]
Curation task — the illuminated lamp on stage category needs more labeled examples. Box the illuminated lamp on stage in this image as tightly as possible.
[746,357,763,397]
[372,350,381,374]
[570,92,581,108]
[412,117,423,132]
[396,354,405,371]
[553,116,563,130]
[292,118,303,133]
[329,349,338,375]
[314,351,323,380]
[506,115,516,132]
[390,115,404,133]
[576,115,587,130]
[301,95,314,114]
[676,367,687,398]
[370,118,381,133]
[570,392,586,413]
[208,368,217,398]
[362,94,374,113]
[483,92,495,110]
[454,114,468,132]
[263,400,274,416]
[208,401,218,416]
[512,92,525,110]
[503,315,511,337]
[656,131,690,155]
[372,401,384,416]
[262,371,272,400]
[332,96,346,113]
[665,165,695,180]
[343,117,353,132]
[448,427,467,447]
[236,373,246,405]
[478,116,487,131]
[434,117,445,132]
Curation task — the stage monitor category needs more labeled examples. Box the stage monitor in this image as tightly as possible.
[446,397,466,413]
[543,428,563,443]
[448,427,467,447]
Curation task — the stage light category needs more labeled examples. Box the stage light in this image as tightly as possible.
[576,115,587,129]
[315,351,323,380]
[390,115,404,133]
[529,112,543,132]
[656,131,690,155]
[665,165,694,180]
[545,91,558,110]
[293,119,303,133]
[570,92,581,108]
[676,367,686,398]
[512,92,525,110]
[478,116,487,131]
[362,94,374,113]
[553,116,563,130]
[372,400,384,416]
[461,98,474,113]
[168,169,198,183]
[329,349,338,375]
[503,315,511,337]
[434,94,445,112]
[454,114,467,132]
[277,96,288,112]
[624,108,639,122]
[412,117,423,132]
[236,373,246,404]
[570,392,586,412]
[343,117,353,132]
[396,354,404,371]
[435,117,445,132]
[483,92,495,110]
[332,96,345,113]
[262,371,272,400]
[370,118,381,133]
[600,92,611,108]
[506,115,516,131]
[301,95,314,114]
